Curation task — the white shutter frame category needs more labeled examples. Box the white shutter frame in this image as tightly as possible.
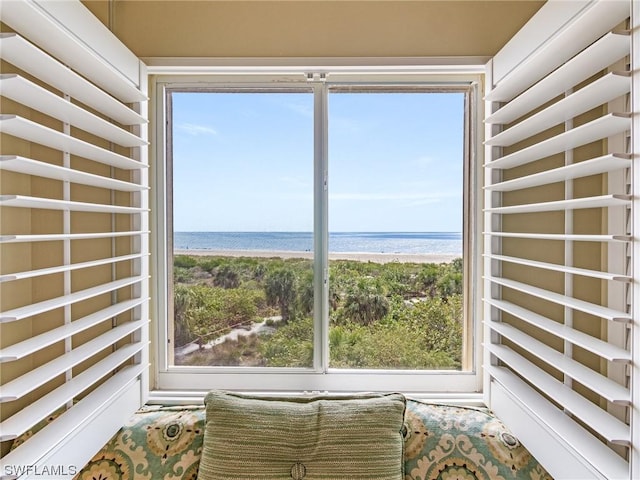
[486,344,629,444]
[486,0,630,102]
[0,0,144,102]
[630,1,640,477]
[489,369,630,480]
[484,1,635,478]
[0,0,149,477]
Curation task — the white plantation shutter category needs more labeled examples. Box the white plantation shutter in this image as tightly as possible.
[483,1,637,479]
[0,0,149,477]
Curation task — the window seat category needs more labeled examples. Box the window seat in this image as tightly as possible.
[14,399,552,479]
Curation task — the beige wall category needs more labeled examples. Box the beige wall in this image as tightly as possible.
[83,1,543,59]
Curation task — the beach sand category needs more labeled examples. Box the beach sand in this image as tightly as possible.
[174,249,458,264]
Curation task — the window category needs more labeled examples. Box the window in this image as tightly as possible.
[153,72,482,393]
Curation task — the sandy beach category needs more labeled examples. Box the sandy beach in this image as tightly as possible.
[174,249,458,264]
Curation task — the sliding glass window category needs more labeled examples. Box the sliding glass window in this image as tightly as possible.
[328,88,465,371]
[169,89,315,369]
[156,74,480,393]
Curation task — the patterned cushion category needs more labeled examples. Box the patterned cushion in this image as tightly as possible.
[197,391,407,480]
[75,405,205,480]
[68,399,552,480]
[403,400,552,480]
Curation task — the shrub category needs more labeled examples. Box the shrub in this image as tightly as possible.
[175,255,464,370]
[412,294,463,366]
[174,255,197,268]
[340,280,389,326]
[260,316,314,367]
[436,271,463,298]
[213,265,241,289]
[265,267,297,323]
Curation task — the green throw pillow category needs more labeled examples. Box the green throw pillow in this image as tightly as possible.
[197,390,406,480]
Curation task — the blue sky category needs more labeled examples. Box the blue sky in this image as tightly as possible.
[172,90,464,232]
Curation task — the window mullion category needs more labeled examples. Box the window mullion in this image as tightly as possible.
[313,82,329,373]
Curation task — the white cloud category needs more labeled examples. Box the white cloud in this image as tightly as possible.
[177,123,218,136]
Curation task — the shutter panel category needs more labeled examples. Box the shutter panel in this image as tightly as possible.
[0,0,149,475]
[484,1,635,478]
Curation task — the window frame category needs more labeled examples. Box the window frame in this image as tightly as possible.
[150,70,484,396]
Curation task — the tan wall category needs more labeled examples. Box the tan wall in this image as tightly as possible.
[82,0,543,58]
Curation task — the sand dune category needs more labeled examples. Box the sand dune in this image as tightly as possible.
[174,249,458,264]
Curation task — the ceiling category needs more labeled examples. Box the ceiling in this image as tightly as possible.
[82,1,546,59]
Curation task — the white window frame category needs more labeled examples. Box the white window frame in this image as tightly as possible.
[149,68,485,397]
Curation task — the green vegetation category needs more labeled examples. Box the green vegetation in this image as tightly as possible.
[173,255,463,370]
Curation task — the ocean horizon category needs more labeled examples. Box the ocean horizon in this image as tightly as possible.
[174,231,462,255]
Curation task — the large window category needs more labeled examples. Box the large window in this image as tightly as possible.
[154,73,482,393]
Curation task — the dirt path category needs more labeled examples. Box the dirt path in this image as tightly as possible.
[174,316,282,358]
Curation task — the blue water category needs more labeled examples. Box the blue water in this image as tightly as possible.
[174,232,462,255]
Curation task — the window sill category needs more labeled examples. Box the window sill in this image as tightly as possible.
[147,389,486,407]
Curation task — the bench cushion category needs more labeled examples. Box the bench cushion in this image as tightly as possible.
[403,401,552,480]
[69,399,552,479]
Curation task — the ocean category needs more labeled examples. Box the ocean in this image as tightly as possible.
[174,232,462,255]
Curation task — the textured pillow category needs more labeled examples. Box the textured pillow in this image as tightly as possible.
[197,390,406,480]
